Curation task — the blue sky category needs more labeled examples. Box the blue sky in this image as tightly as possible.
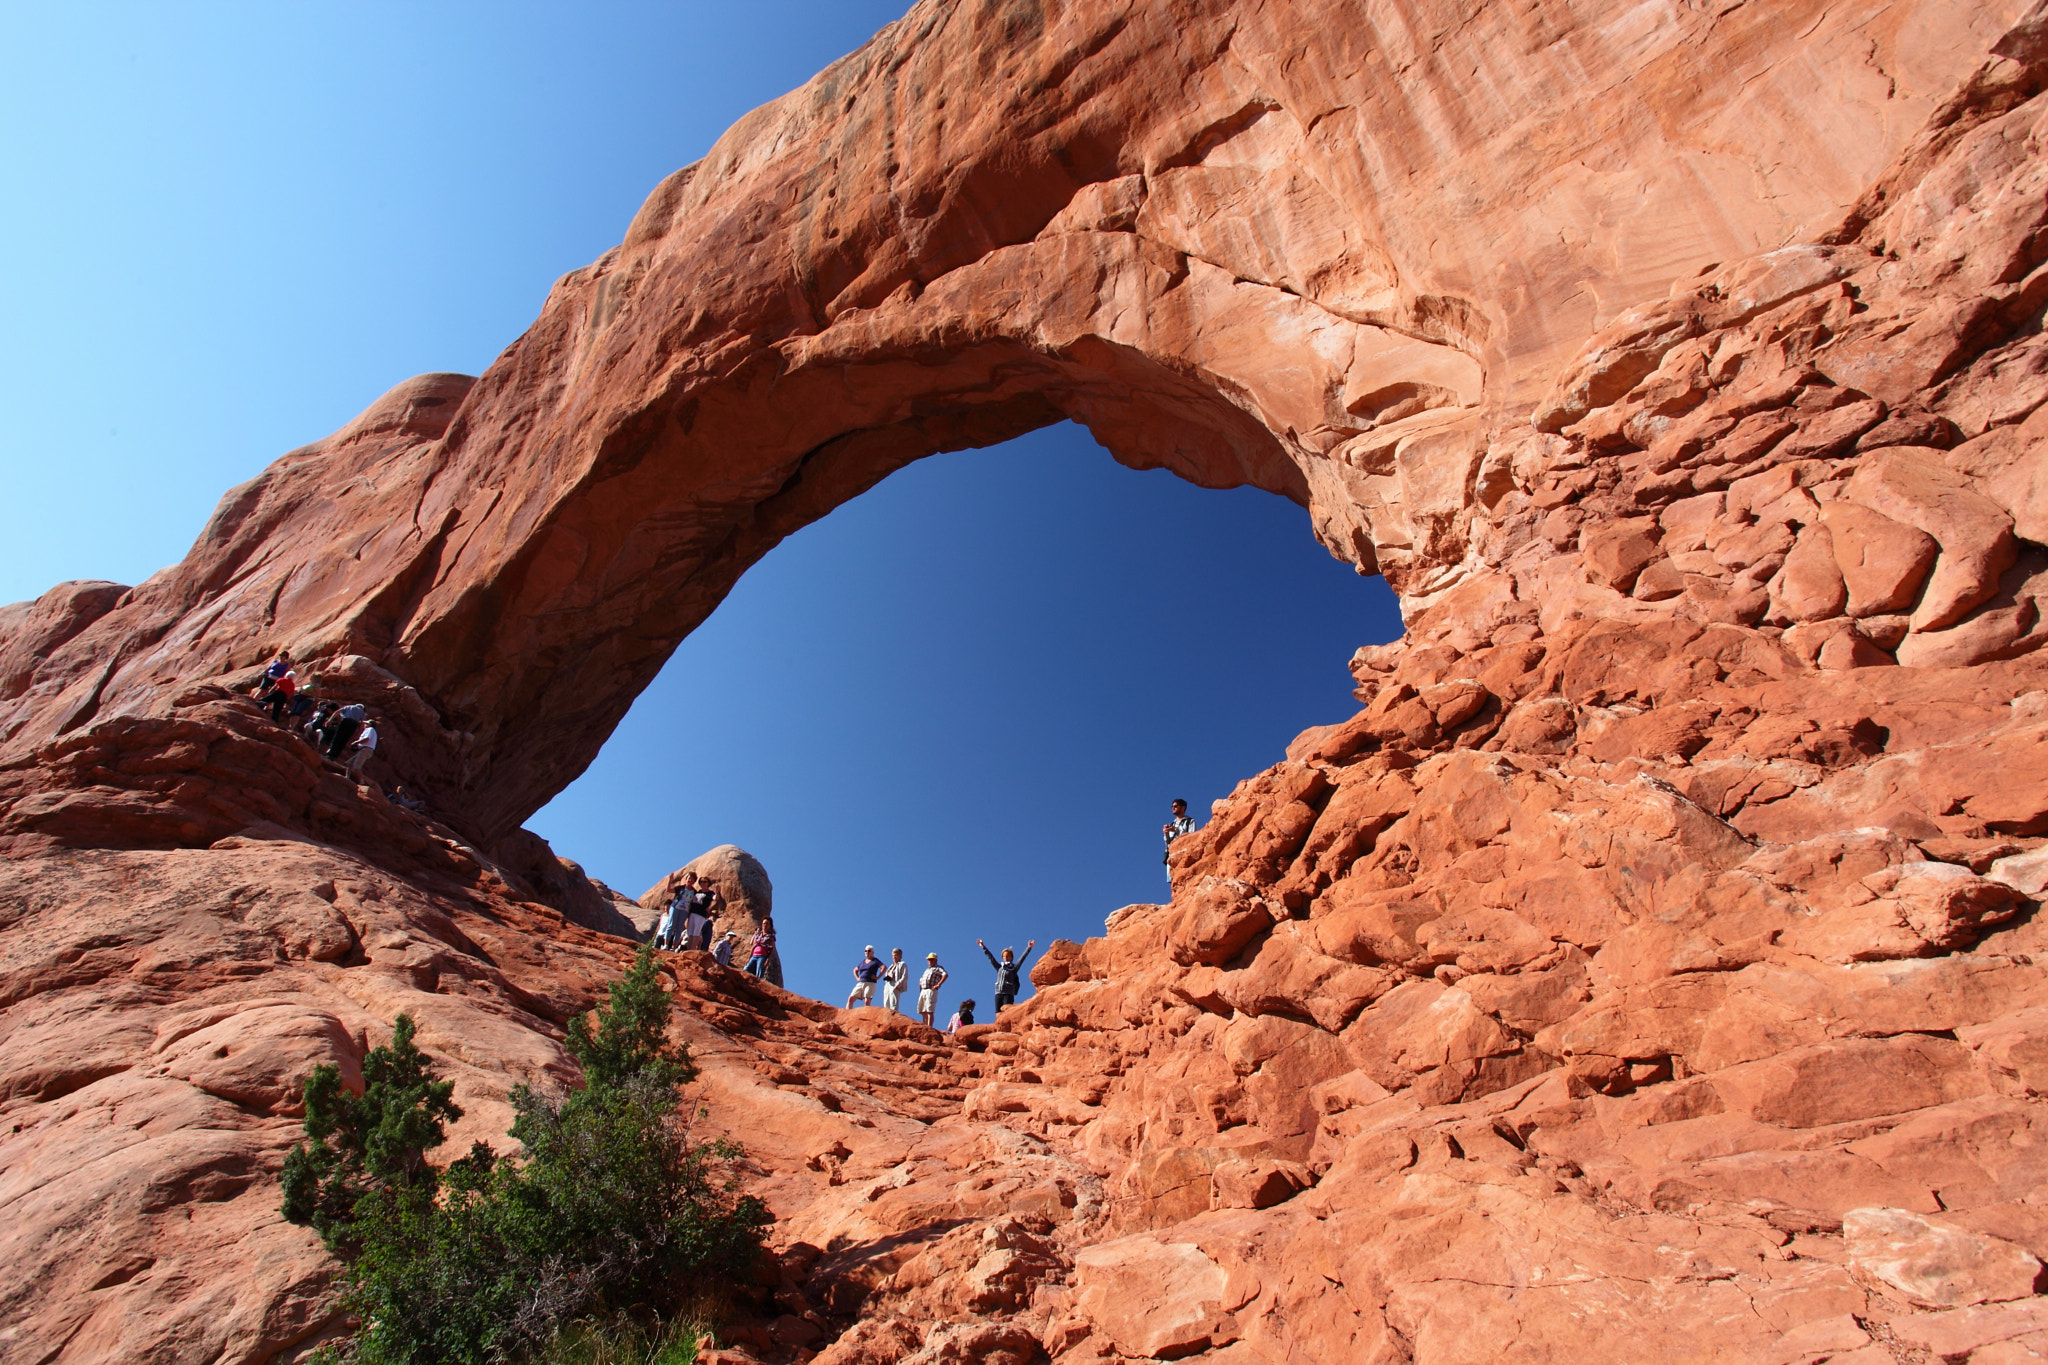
[0,2,1401,1008]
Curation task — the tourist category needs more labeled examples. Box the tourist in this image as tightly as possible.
[346,720,378,779]
[304,699,338,747]
[881,948,909,1012]
[948,999,976,1033]
[661,874,695,950]
[265,668,298,723]
[387,786,426,812]
[687,875,721,950]
[746,918,776,978]
[324,702,367,759]
[254,650,292,699]
[916,953,948,1027]
[654,898,678,952]
[847,945,884,1007]
[1163,797,1195,865]
[978,938,1038,1013]
[285,680,318,726]
[712,930,739,968]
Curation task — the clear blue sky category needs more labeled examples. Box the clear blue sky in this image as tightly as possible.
[0,2,1402,1009]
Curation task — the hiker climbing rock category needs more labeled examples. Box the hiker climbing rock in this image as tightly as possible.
[978,938,1037,1013]
[345,720,378,779]
[323,703,367,759]
[254,650,292,699]
[264,667,297,723]
[284,679,318,726]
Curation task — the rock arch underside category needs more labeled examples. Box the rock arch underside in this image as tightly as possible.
[9,0,2048,1359]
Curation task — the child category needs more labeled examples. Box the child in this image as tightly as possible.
[947,999,977,1033]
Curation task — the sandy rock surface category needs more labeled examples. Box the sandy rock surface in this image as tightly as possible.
[7,1,2048,1361]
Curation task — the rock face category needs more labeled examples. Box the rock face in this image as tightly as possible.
[0,0,2028,842]
[6,1,2048,1362]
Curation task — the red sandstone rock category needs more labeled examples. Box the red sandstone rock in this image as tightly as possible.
[7,4,2048,1364]
[1821,498,1943,617]
[1845,1207,2046,1308]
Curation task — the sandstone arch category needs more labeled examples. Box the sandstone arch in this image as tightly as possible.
[11,3,2048,1361]
[0,0,2018,843]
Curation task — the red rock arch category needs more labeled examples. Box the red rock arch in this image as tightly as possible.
[0,0,2004,841]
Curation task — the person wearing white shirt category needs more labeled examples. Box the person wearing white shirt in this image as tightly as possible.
[347,723,378,778]
[881,948,910,1012]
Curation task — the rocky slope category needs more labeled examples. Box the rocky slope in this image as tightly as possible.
[6,0,2048,1361]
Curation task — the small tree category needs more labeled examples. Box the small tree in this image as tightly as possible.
[284,947,768,1364]
[282,1013,461,1253]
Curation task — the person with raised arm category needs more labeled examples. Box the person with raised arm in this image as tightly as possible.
[978,938,1037,1014]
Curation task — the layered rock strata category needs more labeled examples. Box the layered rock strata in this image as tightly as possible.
[5,1,2048,1363]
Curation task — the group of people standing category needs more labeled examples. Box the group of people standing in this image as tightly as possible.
[646,796,1206,1034]
[654,873,781,979]
[845,938,1037,1033]
[250,651,381,779]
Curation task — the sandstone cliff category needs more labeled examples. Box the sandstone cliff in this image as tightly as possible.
[6,1,2048,1361]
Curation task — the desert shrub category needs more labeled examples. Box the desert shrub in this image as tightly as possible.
[284,946,768,1364]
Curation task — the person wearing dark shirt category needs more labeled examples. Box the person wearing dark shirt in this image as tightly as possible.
[847,945,885,1007]
[687,879,721,950]
[978,938,1038,1013]
[1163,798,1195,865]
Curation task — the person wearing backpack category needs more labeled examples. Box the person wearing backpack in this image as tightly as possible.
[948,999,976,1033]
[847,946,885,1008]
[916,954,948,1027]
[978,938,1038,1014]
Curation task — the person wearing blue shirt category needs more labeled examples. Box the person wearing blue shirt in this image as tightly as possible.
[847,945,885,1007]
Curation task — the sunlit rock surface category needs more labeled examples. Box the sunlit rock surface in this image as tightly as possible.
[6,0,2048,1360]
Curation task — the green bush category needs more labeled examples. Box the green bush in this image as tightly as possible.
[284,946,768,1364]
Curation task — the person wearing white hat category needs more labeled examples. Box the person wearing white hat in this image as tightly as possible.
[917,953,948,1027]
[846,944,884,1008]
[880,948,910,1012]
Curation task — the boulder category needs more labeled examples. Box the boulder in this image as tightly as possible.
[1844,1207,2045,1308]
